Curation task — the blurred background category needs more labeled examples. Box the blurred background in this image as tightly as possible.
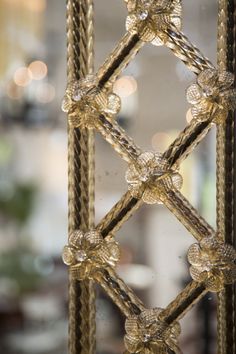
[0,0,218,353]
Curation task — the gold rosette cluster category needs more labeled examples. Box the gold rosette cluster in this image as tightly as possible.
[125,0,182,45]
[62,230,120,280]
[124,308,181,354]
[126,152,182,204]
[186,69,236,123]
[62,75,121,128]
[188,236,236,292]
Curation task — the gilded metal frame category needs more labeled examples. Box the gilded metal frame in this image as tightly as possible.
[64,1,236,353]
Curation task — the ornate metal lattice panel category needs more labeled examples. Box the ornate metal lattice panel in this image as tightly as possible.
[63,1,236,353]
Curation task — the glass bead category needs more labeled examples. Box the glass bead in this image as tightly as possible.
[62,230,121,280]
[218,71,234,87]
[126,152,182,204]
[187,69,236,123]
[75,250,87,262]
[61,75,121,128]
[85,230,102,245]
[197,69,218,89]
[104,93,121,115]
[124,308,180,353]
[188,237,236,292]
[62,245,75,266]
[125,0,182,46]
[69,230,84,246]
[186,83,202,105]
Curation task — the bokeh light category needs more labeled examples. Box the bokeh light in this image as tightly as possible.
[113,76,137,98]
[35,83,55,104]
[25,0,46,13]
[28,61,48,81]
[6,81,24,100]
[3,0,46,12]
[13,67,32,87]
[151,132,170,151]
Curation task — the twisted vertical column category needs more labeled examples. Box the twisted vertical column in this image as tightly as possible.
[67,1,95,353]
[217,1,236,353]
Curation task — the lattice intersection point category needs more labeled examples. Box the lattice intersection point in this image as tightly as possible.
[63,1,236,353]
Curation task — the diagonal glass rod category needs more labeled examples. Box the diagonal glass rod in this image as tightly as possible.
[94,268,145,318]
[159,281,207,325]
[163,117,214,168]
[97,32,144,89]
[164,27,215,74]
[95,113,142,163]
[162,188,215,241]
[96,191,143,238]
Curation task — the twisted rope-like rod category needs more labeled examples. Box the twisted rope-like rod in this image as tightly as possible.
[96,191,143,238]
[67,1,81,350]
[218,288,227,354]
[86,0,94,76]
[163,118,213,168]
[67,1,95,353]
[81,2,96,352]
[159,281,207,325]
[96,114,142,163]
[216,122,226,240]
[217,3,228,352]
[162,188,215,241]
[224,1,236,352]
[217,1,236,353]
[94,268,145,317]
[164,27,215,74]
[64,2,236,353]
[97,32,144,89]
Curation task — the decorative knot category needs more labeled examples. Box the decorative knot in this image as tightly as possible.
[61,75,121,128]
[186,69,236,123]
[62,230,120,280]
[124,308,181,353]
[125,0,182,46]
[187,236,236,292]
[125,152,182,204]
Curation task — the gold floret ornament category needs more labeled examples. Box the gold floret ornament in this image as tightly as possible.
[124,308,182,353]
[186,69,236,123]
[62,75,121,128]
[187,236,236,292]
[125,0,182,46]
[62,230,121,280]
[126,151,182,204]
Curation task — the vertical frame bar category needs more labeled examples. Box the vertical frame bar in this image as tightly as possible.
[217,1,236,353]
[67,1,95,353]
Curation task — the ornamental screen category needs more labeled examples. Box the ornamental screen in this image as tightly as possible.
[62,1,236,354]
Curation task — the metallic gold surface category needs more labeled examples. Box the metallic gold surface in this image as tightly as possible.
[124,307,181,353]
[67,1,96,353]
[96,191,143,238]
[126,151,183,204]
[217,1,236,353]
[97,31,144,89]
[64,1,236,352]
[159,280,207,324]
[162,188,215,242]
[188,236,236,292]
[94,268,145,317]
[125,0,182,46]
[163,118,213,168]
[96,114,141,163]
[164,27,215,73]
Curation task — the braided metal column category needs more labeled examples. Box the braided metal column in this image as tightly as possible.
[67,1,96,353]
[217,1,236,353]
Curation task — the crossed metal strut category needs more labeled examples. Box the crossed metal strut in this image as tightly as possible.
[63,1,236,353]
